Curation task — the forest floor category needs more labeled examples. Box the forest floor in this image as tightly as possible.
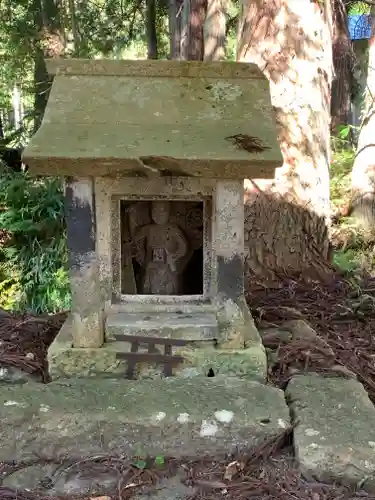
[1,273,375,500]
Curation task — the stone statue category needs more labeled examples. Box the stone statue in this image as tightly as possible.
[134,201,188,295]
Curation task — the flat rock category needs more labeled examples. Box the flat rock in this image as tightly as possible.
[0,377,290,462]
[286,374,375,488]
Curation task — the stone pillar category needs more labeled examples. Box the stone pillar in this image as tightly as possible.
[65,177,104,348]
[214,180,244,300]
[213,180,259,348]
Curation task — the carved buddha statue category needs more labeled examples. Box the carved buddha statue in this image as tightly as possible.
[134,201,188,294]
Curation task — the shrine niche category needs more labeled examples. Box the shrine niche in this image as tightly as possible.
[120,200,204,296]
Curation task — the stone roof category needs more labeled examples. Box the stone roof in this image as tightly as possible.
[22,59,283,179]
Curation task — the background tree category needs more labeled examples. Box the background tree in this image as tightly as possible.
[237,0,334,283]
[203,0,227,60]
[350,4,375,234]
[331,0,354,131]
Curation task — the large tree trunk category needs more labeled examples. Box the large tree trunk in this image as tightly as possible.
[237,0,334,284]
[350,6,375,234]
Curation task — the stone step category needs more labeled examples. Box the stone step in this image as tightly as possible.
[108,301,217,315]
[105,311,219,341]
[0,377,290,462]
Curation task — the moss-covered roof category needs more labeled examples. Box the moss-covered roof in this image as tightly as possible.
[23,59,282,179]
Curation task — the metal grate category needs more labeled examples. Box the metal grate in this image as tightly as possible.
[113,333,215,379]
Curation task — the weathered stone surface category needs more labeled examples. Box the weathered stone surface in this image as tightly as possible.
[48,318,127,379]
[0,377,289,462]
[286,374,375,488]
[180,345,267,382]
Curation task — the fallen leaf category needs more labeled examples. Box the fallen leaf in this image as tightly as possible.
[90,496,111,500]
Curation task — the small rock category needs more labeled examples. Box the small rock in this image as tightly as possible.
[49,467,118,496]
[282,320,318,341]
[329,364,357,379]
[0,366,37,384]
[260,319,317,347]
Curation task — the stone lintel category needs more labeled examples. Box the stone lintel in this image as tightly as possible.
[65,177,104,348]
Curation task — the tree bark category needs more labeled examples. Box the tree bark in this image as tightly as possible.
[33,0,65,133]
[181,0,207,60]
[146,0,158,59]
[331,0,353,130]
[350,6,375,234]
[169,0,184,58]
[204,0,226,60]
[68,0,81,56]
[237,0,334,283]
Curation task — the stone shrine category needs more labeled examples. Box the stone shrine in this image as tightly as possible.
[22,59,282,380]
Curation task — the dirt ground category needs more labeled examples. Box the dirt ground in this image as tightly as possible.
[2,273,375,499]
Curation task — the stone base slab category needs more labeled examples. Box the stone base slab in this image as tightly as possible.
[48,316,267,381]
[286,374,375,489]
[0,377,290,461]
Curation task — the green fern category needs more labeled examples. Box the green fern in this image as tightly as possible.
[0,167,70,313]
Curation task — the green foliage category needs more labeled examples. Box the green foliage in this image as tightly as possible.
[330,143,354,210]
[154,454,165,467]
[0,167,70,313]
[348,2,370,15]
[333,249,361,274]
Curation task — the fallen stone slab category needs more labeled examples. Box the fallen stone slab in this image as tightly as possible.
[0,376,290,462]
[286,373,375,489]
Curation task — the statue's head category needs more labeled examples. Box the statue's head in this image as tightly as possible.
[151,201,170,225]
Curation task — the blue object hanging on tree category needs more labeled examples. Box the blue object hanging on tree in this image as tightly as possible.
[347,14,372,40]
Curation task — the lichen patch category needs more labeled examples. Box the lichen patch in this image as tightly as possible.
[214,410,234,423]
[200,420,218,437]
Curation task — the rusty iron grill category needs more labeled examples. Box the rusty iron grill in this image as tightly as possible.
[113,333,214,379]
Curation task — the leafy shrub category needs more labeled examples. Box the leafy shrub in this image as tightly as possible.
[0,167,70,313]
[330,147,354,210]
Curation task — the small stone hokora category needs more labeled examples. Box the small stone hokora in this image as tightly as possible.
[134,201,188,295]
